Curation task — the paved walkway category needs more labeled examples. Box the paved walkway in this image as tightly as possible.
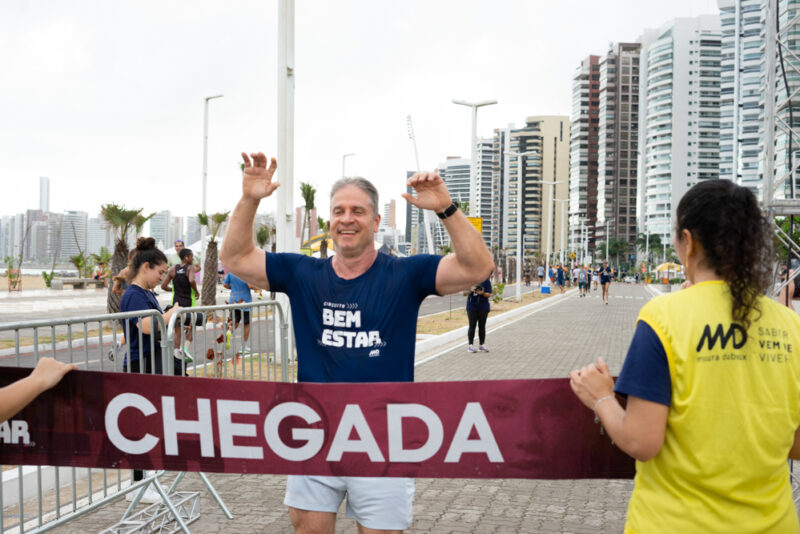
[45,283,648,534]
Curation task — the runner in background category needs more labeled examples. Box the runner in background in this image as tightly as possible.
[161,248,199,363]
[599,260,613,305]
[578,265,588,298]
[223,270,255,355]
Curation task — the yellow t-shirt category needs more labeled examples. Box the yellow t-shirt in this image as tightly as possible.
[625,281,800,534]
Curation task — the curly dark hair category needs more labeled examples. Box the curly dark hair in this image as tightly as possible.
[130,237,167,277]
[676,180,773,329]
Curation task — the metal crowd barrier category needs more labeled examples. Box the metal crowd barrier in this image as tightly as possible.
[0,299,290,533]
[165,300,291,383]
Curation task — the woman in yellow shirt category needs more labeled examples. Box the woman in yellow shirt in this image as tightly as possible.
[570,180,800,533]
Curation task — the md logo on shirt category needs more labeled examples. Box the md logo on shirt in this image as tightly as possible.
[696,323,748,352]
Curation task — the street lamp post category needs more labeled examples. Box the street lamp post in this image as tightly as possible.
[452,99,498,217]
[342,153,355,178]
[538,180,563,290]
[201,94,224,259]
[604,217,616,263]
[554,199,569,265]
[508,150,537,301]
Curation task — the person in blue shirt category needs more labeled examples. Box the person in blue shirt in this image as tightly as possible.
[119,237,182,502]
[599,259,614,305]
[223,271,254,353]
[221,152,494,534]
[555,262,566,294]
[464,277,492,352]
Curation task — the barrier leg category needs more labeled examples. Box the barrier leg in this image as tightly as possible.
[197,472,234,519]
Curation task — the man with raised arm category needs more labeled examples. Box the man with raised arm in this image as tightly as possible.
[220,152,494,534]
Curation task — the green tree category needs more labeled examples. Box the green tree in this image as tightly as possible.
[197,211,230,306]
[299,182,317,245]
[634,232,662,265]
[776,217,800,260]
[69,251,92,278]
[101,204,153,312]
[91,246,112,267]
[608,237,630,270]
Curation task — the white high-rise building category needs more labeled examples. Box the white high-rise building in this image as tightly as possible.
[88,216,114,255]
[39,177,50,212]
[718,0,762,192]
[60,211,88,260]
[149,210,171,249]
[568,57,600,254]
[638,16,722,244]
[1,214,26,260]
[185,216,202,245]
[437,157,471,250]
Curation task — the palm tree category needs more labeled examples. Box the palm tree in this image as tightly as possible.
[317,216,330,258]
[608,237,630,270]
[197,211,230,306]
[101,204,152,313]
[69,252,91,278]
[634,232,662,265]
[299,182,317,245]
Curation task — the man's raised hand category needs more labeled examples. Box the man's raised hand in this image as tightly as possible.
[402,170,452,213]
[241,152,279,201]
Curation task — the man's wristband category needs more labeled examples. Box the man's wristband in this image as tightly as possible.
[436,201,459,220]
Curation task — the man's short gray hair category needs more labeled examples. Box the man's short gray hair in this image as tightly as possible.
[330,177,379,218]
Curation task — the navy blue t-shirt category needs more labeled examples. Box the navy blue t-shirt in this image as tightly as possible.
[466,278,492,312]
[266,252,441,383]
[614,321,671,406]
[120,284,163,364]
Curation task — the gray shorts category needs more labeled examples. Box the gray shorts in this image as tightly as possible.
[284,475,414,530]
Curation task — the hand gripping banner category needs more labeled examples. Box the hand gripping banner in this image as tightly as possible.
[0,367,634,479]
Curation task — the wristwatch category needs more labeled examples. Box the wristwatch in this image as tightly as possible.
[436,201,459,220]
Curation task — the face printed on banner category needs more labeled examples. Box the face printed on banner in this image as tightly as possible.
[483,385,579,471]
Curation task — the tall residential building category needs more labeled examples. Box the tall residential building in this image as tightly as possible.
[437,157,471,250]
[719,0,800,199]
[494,116,570,260]
[24,210,61,261]
[380,200,397,229]
[185,216,202,245]
[88,216,114,255]
[718,0,762,192]
[638,16,722,244]
[149,210,172,249]
[39,177,50,212]
[596,42,642,248]
[569,56,600,254]
[1,214,26,260]
[60,211,88,260]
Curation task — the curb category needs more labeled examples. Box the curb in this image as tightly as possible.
[414,288,578,359]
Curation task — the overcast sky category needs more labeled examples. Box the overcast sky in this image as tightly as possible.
[1,0,718,230]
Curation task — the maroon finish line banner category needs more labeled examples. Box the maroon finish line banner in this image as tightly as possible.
[0,367,634,479]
